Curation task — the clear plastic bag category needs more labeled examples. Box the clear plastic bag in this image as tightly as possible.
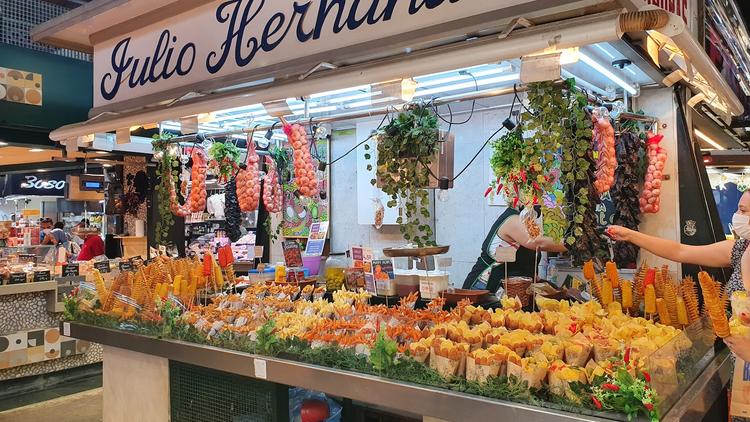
[288,388,342,422]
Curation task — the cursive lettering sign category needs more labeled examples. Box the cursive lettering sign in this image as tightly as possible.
[98,0,462,102]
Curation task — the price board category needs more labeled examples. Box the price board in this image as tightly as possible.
[18,254,37,264]
[119,261,133,272]
[94,261,111,273]
[33,270,51,282]
[62,263,80,277]
[9,272,27,284]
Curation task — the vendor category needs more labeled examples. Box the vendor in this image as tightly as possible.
[608,190,750,410]
[77,228,105,261]
[39,218,53,244]
[463,207,566,293]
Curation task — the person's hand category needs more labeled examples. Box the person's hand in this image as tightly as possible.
[725,336,750,362]
[605,225,635,242]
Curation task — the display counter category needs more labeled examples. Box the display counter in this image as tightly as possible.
[63,322,731,422]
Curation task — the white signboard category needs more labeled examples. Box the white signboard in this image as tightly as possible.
[94,0,535,107]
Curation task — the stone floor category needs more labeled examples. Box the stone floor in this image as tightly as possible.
[0,387,102,422]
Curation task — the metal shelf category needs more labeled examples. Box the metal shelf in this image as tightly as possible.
[63,322,732,422]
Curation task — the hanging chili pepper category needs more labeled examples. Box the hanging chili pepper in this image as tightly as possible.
[202,253,213,276]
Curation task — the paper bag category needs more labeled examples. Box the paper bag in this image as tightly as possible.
[731,358,750,418]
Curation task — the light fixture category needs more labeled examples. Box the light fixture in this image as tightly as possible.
[401,78,418,101]
[95,151,108,155]
[579,53,637,95]
[29,148,44,152]
[129,126,142,132]
[416,74,519,97]
[0,141,7,146]
[694,129,725,150]
[558,47,581,65]
[36,169,46,172]
[102,163,112,168]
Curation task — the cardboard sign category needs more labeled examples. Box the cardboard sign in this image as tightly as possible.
[282,240,303,268]
[8,272,27,284]
[372,259,395,296]
[94,261,111,273]
[304,222,329,256]
[62,263,80,277]
[350,247,373,273]
[344,268,366,290]
[494,246,518,263]
[33,270,51,282]
[731,358,750,418]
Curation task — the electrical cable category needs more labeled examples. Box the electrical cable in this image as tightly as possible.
[325,112,390,167]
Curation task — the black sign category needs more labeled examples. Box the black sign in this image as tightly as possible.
[94,261,111,273]
[33,270,51,282]
[119,261,133,272]
[18,254,37,264]
[4,172,68,196]
[62,263,80,277]
[9,272,27,284]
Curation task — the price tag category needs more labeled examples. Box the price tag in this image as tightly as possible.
[94,261,111,273]
[119,261,133,272]
[253,359,267,379]
[18,254,37,264]
[63,322,70,337]
[494,246,517,263]
[9,272,27,284]
[33,270,51,282]
[62,263,80,277]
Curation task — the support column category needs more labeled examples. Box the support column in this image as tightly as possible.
[102,345,169,422]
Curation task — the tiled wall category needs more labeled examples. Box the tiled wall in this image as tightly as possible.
[0,327,89,369]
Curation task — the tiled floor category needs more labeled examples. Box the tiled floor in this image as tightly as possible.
[0,387,102,422]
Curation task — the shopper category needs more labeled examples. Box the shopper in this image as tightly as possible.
[462,207,566,293]
[39,218,53,244]
[608,189,750,421]
[77,228,106,261]
[49,222,70,249]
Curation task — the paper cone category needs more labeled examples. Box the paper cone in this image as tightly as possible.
[466,359,500,384]
[430,353,461,379]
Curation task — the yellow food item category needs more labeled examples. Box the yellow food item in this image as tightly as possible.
[676,297,689,326]
[92,269,109,304]
[681,276,701,323]
[621,280,633,309]
[591,275,602,304]
[698,271,731,338]
[656,298,671,325]
[644,284,656,315]
[582,260,595,281]
[173,275,182,295]
[605,261,619,288]
[600,278,613,306]
[663,281,679,327]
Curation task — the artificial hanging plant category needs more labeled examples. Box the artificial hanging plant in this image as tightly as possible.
[371,103,439,247]
[152,133,178,245]
[208,141,241,184]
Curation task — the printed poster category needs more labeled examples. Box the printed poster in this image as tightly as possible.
[304,222,329,256]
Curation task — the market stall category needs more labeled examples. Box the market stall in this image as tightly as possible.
[32,1,748,421]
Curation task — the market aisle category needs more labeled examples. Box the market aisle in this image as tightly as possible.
[0,388,102,422]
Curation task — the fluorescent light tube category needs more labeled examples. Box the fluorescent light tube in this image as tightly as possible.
[579,53,637,95]
[694,129,725,150]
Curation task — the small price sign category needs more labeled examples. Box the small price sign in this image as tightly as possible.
[33,270,51,282]
[18,254,37,264]
[119,261,133,272]
[9,272,27,284]
[94,261,111,273]
[62,263,80,277]
[494,246,517,263]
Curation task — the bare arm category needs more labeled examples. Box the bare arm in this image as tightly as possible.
[607,225,733,268]
[501,216,567,253]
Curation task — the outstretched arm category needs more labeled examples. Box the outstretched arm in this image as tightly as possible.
[501,216,567,253]
[607,225,733,268]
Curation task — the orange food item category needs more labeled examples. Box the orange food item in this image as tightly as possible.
[170,147,208,216]
[283,121,318,198]
[237,135,261,212]
[639,133,666,214]
[263,156,283,213]
[593,113,616,194]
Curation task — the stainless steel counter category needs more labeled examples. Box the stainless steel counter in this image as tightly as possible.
[63,322,732,422]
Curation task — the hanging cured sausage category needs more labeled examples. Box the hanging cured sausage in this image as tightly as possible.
[170,147,207,217]
[224,176,242,242]
[236,136,261,212]
[592,110,616,195]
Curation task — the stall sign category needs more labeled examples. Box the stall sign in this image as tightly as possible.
[6,172,68,196]
[94,261,111,273]
[33,270,51,282]
[282,240,303,268]
[21,209,40,217]
[304,222,329,256]
[93,0,539,107]
[62,263,80,277]
[8,272,27,284]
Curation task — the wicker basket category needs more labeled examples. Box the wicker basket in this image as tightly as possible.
[505,277,533,307]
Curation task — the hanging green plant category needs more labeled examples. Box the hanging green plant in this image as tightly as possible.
[371,103,439,247]
[152,133,177,246]
[208,141,241,184]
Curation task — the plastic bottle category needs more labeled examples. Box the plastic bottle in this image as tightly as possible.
[274,262,286,283]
